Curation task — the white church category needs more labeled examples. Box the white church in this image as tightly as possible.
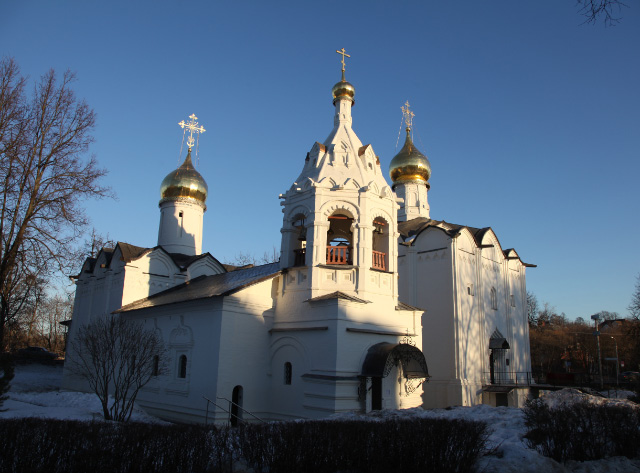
[62,51,535,423]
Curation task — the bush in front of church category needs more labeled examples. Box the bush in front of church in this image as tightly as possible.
[0,418,230,473]
[235,417,489,473]
[0,416,489,473]
[523,398,640,462]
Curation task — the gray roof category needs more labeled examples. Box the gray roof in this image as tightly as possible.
[116,262,281,313]
[396,301,424,311]
[398,218,535,267]
[398,218,489,246]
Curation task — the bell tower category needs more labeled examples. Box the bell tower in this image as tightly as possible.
[278,49,400,306]
[157,114,208,256]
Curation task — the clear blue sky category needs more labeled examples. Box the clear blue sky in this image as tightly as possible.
[1,1,639,319]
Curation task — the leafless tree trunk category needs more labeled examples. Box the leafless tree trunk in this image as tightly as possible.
[0,57,110,349]
[68,315,166,422]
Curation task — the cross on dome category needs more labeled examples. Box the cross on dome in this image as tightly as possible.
[178,114,206,149]
[336,48,351,80]
[401,101,415,130]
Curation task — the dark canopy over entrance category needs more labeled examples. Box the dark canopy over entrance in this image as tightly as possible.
[361,342,429,379]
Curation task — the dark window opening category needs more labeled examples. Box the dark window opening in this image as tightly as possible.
[291,214,307,267]
[178,354,187,379]
[284,362,292,385]
[152,355,159,376]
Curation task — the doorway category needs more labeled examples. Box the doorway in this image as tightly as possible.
[231,385,243,426]
[371,377,382,410]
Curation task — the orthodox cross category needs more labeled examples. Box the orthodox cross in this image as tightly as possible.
[336,48,350,79]
[178,114,206,149]
[401,101,415,129]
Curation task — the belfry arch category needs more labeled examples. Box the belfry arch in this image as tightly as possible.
[326,211,354,265]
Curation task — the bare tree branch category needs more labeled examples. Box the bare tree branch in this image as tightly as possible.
[68,316,166,422]
[576,0,628,26]
[0,58,112,349]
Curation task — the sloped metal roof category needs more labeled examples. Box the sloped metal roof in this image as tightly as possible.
[115,262,281,313]
[396,301,424,311]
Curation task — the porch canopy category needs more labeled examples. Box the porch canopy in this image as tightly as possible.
[361,342,429,379]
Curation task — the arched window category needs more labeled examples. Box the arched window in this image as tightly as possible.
[152,355,159,376]
[490,287,497,310]
[284,362,292,385]
[178,354,187,379]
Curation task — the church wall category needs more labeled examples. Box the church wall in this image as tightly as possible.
[480,243,507,385]
[506,260,532,380]
[454,230,481,391]
[62,258,127,392]
[120,252,186,307]
[397,228,459,408]
[157,200,204,256]
[212,281,275,422]
[269,294,423,419]
[129,299,224,424]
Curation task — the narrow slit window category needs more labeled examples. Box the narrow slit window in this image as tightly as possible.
[152,355,159,376]
[284,362,292,385]
[178,354,187,379]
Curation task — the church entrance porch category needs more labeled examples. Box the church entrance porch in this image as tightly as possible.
[360,342,429,411]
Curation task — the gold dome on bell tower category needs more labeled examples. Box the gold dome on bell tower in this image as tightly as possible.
[389,101,431,186]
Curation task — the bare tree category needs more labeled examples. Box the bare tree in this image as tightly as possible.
[83,228,116,259]
[0,57,110,349]
[225,246,280,267]
[69,315,166,422]
[527,291,539,327]
[628,273,640,320]
[577,0,628,26]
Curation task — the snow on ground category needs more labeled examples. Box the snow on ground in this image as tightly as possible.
[1,362,162,423]
[1,363,640,472]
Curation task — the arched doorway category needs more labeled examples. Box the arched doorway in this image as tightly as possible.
[230,385,243,426]
[361,342,429,411]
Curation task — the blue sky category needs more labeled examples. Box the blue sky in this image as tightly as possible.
[1,1,639,319]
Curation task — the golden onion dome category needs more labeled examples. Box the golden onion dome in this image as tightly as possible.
[332,79,355,104]
[160,148,208,205]
[389,128,431,185]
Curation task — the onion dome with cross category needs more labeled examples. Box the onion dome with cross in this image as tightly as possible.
[332,48,355,104]
[160,114,208,207]
[389,102,431,186]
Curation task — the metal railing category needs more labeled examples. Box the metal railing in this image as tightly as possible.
[326,245,351,265]
[372,250,386,271]
[483,371,532,386]
[203,395,266,426]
